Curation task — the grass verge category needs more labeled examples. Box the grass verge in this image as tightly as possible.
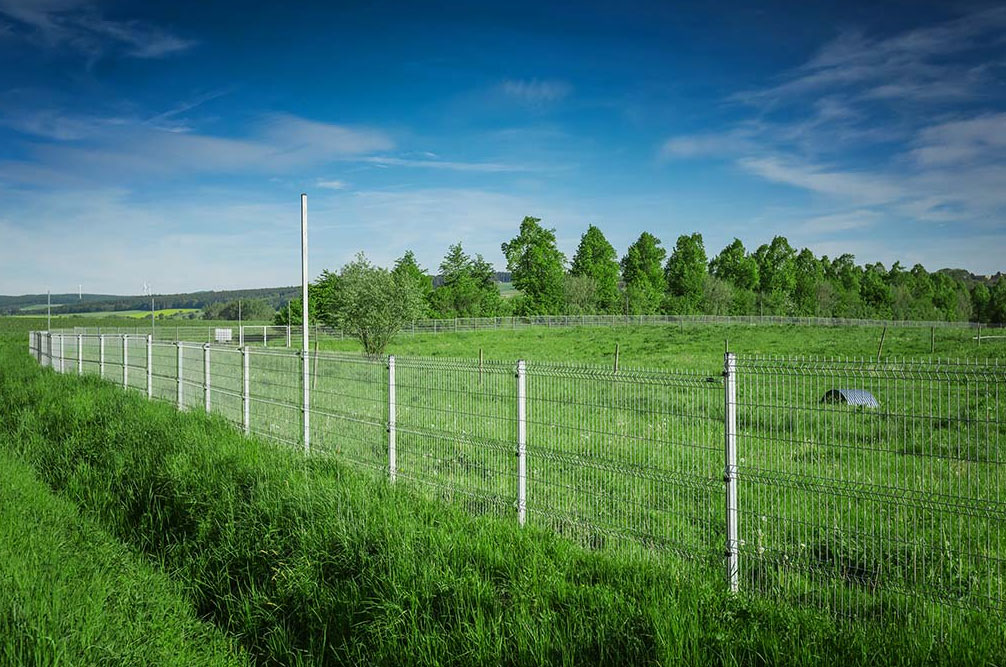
[0,448,246,666]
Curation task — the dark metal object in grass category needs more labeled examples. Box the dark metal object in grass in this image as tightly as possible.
[821,388,879,408]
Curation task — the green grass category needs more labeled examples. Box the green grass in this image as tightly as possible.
[320,322,1003,369]
[4,328,1006,664]
[0,449,246,666]
[6,315,1006,663]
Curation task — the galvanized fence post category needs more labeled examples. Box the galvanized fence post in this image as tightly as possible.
[516,359,527,527]
[301,348,310,454]
[58,334,65,373]
[121,335,128,387]
[388,355,396,482]
[242,346,250,435]
[99,334,105,378]
[724,352,739,593]
[203,343,211,412]
[176,341,184,409]
[76,333,83,375]
[146,335,153,399]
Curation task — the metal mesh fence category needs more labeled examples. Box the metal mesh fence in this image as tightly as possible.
[31,332,1006,626]
[733,355,1005,622]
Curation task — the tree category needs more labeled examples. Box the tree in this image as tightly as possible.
[702,276,734,315]
[620,232,665,314]
[393,250,434,316]
[663,233,707,314]
[501,217,567,315]
[972,283,991,322]
[709,239,759,291]
[203,299,274,321]
[430,243,506,317]
[793,249,824,316]
[562,274,598,315]
[570,225,620,313]
[754,236,797,298]
[988,279,1006,324]
[327,253,426,356]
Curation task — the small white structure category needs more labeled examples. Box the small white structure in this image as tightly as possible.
[214,328,234,343]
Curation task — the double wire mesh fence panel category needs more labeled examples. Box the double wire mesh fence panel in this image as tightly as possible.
[523,361,723,558]
[30,332,1006,628]
[733,355,1006,624]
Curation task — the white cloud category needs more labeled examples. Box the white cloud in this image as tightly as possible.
[359,156,533,172]
[737,157,902,205]
[798,210,880,234]
[316,179,348,190]
[0,113,395,184]
[0,0,195,59]
[499,79,572,105]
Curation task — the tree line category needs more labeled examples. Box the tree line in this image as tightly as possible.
[274,217,1005,353]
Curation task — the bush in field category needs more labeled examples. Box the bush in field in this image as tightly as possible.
[325,253,426,356]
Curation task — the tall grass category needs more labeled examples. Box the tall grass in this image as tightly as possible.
[0,449,246,665]
[2,328,1005,664]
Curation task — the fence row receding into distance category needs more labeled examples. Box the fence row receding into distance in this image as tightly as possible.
[27,329,1006,627]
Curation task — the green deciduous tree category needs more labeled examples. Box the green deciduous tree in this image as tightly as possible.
[620,232,666,315]
[570,225,620,313]
[501,217,567,315]
[709,239,759,291]
[431,244,506,317]
[326,253,426,356]
[663,233,707,314]
[393,250,434,316]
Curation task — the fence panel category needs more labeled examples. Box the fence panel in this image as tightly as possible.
[734,355,1006,621]
[393,356,516,519]
[523,361,723,557]
[309,352,387,472]
[246,348,302,447]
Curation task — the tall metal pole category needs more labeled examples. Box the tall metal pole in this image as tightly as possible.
[301,193,310,454]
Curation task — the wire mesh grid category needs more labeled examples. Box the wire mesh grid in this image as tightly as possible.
[30,332,1006,628]
[733,355,1005,624]
[523,361,724,558]
[393,355,516,520]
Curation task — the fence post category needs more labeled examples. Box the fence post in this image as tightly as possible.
[77,333,83,375]
[263,326,267,347]
[122,335,128,387]
[99,335,105,378]
[516,359,527,527]
[388,355,396,482]
[242,346,250,435]
[176,341,184,409]
[301,348,310,453]
[203,344,211,412]
[239,325,244,347]
[146,335,153,399]
[724,352,739,593]
[286,324,291,348]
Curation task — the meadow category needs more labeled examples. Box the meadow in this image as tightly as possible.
[7,315,1006,664]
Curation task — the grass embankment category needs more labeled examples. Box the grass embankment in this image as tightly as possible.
[2,319,1004,664]
[0,449,246,665]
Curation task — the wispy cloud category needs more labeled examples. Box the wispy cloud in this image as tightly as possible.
[0,0,195,60]
[0,112,395,184]
[660,7,1006,239]
[316,179,348,190]
[499,79,572,106]
[359,156,533,172]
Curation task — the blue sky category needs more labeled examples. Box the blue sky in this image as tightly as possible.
[1,0,1004,294]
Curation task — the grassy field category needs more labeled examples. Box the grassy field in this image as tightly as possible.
[320,322,1004,369]
[7,315,1006,663]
